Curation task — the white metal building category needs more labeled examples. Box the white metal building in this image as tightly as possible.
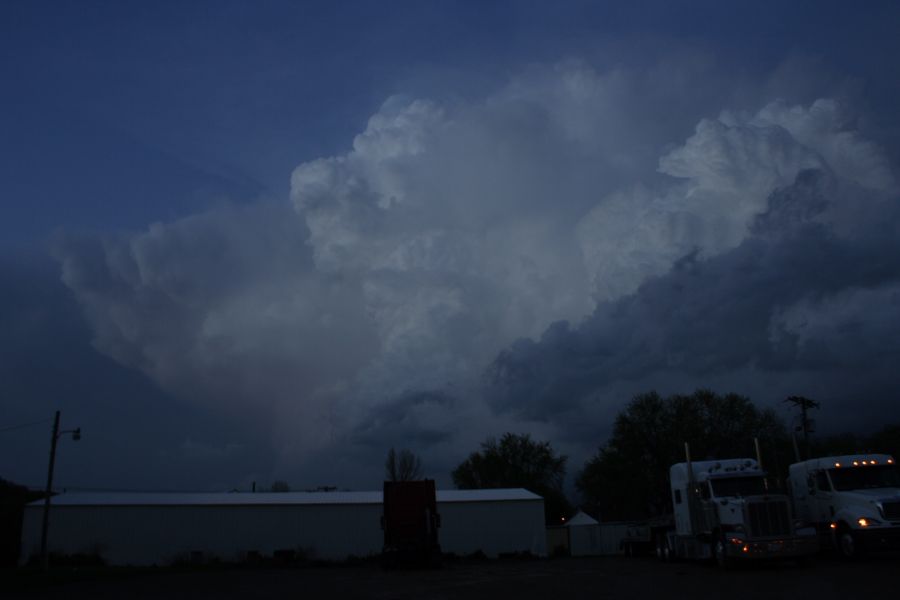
[20,488,546,565]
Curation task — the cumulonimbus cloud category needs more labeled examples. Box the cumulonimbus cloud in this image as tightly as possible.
[54,58,900,480]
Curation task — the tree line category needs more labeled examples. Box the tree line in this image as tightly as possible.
[390,389,900,525]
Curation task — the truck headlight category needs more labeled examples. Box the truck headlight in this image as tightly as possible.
[857,517,881,527]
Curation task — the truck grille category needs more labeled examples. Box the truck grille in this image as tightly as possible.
[747,499,791,538]
[882,501,900,520]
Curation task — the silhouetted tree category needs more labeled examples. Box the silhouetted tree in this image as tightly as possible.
[1,478,38,567]
[385,447,423,481]
[811,424,900,459]
[577,390,787,521]
[452,433,570,524]
[864,425,900,457]
[269,480,291,492]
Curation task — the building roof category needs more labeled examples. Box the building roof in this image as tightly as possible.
[28,487,542,508]
[564,510,599,527]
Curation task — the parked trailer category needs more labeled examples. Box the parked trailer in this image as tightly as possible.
[381,480,441,567]
[788,454,900,559]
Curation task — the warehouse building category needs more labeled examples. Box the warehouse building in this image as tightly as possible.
[20,488,546,565]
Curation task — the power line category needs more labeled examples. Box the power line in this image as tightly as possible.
[0,417,53,434]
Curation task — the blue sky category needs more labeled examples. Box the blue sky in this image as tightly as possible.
[2,1,900,493]
[5,0,899,241]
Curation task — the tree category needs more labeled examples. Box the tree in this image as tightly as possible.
[385,448,423,482]
[576,390,788,521]
[269,480,291,492]
[812,424,900,459]
[1,478,41,567]
[858,424,900,458]
[452,433,570,524]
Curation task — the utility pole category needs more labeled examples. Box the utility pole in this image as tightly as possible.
[784,396,819,460]
[40,411,80,571]
[40,411,60,571]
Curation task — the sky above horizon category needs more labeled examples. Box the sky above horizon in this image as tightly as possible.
[2,0,900,495]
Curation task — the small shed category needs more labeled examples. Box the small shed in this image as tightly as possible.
[20,488,546,565]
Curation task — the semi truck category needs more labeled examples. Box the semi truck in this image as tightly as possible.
[642,444,818,567]
[381,480,441,567]
[788,454,900,558]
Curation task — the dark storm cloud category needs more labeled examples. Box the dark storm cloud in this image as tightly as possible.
[352,390,457,448]
[487,168,900,427]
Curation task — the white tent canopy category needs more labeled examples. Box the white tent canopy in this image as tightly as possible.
[565,510,599,527]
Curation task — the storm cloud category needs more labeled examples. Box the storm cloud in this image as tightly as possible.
[53,59,900,484]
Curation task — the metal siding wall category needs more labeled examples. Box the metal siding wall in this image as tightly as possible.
[21,503,384,565]
[20,498,547,565]
[437,500,546,557]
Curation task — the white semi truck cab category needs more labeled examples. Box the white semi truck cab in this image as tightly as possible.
[660,458,818,566]
[789,454,900,558]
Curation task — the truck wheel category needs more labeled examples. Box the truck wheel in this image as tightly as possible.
[835,527,860,560]
[655,535,672,562]
[663,537,676,562]
[713,537,732,569]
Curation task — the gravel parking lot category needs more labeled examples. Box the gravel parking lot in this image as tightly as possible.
[7,554,899,600]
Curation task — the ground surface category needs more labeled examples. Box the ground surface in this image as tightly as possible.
[5,554,899,599]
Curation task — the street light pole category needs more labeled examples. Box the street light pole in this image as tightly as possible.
[39,411,80,571]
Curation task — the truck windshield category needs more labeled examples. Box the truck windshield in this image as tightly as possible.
[828,465,900,491]
[710,476,767,497]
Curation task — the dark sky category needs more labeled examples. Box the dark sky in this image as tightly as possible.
[2,0,900,494]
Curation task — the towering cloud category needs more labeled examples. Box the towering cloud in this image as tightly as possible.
[54,59,900,482]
